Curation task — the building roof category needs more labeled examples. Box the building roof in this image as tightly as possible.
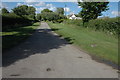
[68,14,82,19]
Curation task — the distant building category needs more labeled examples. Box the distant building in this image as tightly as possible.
[68,14,82,20]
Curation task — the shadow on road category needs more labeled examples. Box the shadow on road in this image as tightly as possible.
[3,28,72,67]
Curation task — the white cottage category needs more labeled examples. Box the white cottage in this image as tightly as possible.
[69,14,82,20]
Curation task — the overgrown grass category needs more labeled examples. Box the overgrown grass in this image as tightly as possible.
[64,17,120,36]
[2,22,40,52]
[48,22,118,65]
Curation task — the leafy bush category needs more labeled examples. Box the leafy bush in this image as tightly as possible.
[64,19,83,26]
[2,13,33,31]
[65,17,120,35]
[41,12,65,22]
[12,5,36,20]
[87,17,120,35]
[54,19,64,23]
[39,8,66,23]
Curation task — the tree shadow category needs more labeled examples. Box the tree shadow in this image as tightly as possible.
[2,28,71,67]
[51,28,59,31]
[64,37,75,44]
[2,27,37,52]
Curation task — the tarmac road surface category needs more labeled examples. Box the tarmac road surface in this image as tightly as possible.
[2,22,118,78]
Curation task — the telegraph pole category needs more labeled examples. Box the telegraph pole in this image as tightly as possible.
[65,3,67,16]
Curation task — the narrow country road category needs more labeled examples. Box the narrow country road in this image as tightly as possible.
[3,22,118,78]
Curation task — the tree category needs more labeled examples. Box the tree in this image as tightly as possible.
[78,0,109,24]
[40,8,65,22]
[12,5,36,20]
[41,9,55,21]
[27,6,36,15]
[41,9,53,13]
[41,12,59,21]
[12,5,28,17]
[55,8,64,15]
[2,8,9,14]
[27,6,36,19]
[36,13,42,20]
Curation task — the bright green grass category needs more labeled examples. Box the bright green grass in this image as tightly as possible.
[2,22,40,52]
[48,22,118,65]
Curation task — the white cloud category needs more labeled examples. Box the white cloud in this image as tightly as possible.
[69,11,75,15]
[27,4,33,6]
[64,7,70,12]
[35,2,45,6]
[46,4,56,11]
[35,2,56,12]
[1,3,8,9]
[25,0,38,4]
[78,6,81,8]
[111,11,120,16]
[2,0,120,2]
[49,6,56,11]
[16,2,33,7]
[0,3,2,9]
[16,3,23,6]
[36,7,46,13]
[25,0,36,2]
[46,4,53,8]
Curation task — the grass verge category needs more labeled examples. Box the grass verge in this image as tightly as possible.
[48,22,118,65]
[2,22,40,52]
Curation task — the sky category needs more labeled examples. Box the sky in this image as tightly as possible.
[1,2,120,18]
[1,0,120,2]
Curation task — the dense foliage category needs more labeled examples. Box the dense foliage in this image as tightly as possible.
[65,17,120,36]
[78,1,109,24]
[65,19,83,26]
[2,8,9,14]
[2,5,36,31]
[12,5,36,20]
[41,9,53,13]
[2,13,33,31]
[37,8,66,23]
[87,17,120,35]
[36,13,42,21]
[55,8,64,15]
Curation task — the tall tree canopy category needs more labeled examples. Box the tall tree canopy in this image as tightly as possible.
[36,13,42,20]
[40,9,58,21]
[27,6,36,15]
[41,9,53,13]
[78,0,109,23]
[12,5,36,19]
[2,8,9,14]
[12,5,28,16]
[39,8,66,22]
[55,8,64,15]
[27,6,36,19]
